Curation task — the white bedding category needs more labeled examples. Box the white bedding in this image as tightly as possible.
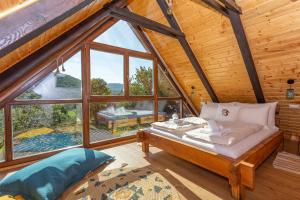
[185,122,263,146]
[149,126,278,159]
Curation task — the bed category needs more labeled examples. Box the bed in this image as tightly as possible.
[137,102,283,200]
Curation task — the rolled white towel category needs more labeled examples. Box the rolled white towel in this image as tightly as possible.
[186,120,230,137]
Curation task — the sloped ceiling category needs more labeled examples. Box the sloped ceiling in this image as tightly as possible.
[1,0,300,135]
[0,0,111,73]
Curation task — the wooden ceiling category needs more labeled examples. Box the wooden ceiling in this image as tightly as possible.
[1,0,300,135]
[0,0,111,73]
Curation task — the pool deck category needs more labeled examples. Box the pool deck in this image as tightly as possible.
[13,128,136,159]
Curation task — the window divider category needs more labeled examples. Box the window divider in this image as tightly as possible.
[4,104,12,162]
[124,52,129,97]
[154,58,158,122]
[9,99,83,105]
[82,44,91,147]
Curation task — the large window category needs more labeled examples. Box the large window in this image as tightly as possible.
[0,109,4,162]
[89,101,154,143]
[90,50,124,96]
[93,20,147,53]
[16,52,82,100]
[12,104,82,158]
[129,57,153,96]
[0,19,192,166]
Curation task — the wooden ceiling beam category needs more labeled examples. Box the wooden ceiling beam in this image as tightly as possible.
[132,24,198,115]
[157,0,219,103]
[228,9,265,103]
[200,0,229,17]
[109,7,184,38]
[219,0,242,14]
[0,0,95,59]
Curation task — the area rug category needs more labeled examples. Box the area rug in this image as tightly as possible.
[63,165,182,200]
[273,151,300,175]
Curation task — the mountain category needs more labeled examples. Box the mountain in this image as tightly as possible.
[108,83,123,95]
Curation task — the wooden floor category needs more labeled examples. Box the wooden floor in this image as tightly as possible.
[1,142,300,200]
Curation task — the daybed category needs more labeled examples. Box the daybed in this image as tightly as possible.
[137,102,283,200]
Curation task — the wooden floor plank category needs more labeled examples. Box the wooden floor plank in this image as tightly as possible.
[1,143,300,200]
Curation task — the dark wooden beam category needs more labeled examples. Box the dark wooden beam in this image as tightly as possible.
[157,0,219,103]
[219,0,242,14]
[132,24,198,115]
[109,7,184,38]
[194,0,228,17]
[228,9,265,103]
[0,0,129,107]
[0,0,95,58]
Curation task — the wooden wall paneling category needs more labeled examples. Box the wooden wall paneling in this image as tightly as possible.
[236,0,300,139]
[157,0,219,103]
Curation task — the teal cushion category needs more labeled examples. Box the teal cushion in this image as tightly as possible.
[0,148,114,200]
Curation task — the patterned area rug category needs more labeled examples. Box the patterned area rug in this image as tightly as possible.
[273,151,300,175]
[63,165,181,200]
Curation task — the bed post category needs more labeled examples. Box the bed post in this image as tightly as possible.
[137,130,149,153]
[229,167,242,200]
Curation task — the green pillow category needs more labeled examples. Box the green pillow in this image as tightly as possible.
[0,148,114,200]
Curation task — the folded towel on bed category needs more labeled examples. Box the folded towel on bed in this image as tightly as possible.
[185,122,263,146]
[151,117,207,134]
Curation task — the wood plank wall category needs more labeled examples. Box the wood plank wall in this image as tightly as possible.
[0,0,110,73]
[129,0,300,138]
[238,0,300,139]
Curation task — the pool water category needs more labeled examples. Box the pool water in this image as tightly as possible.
[14,133,82,153]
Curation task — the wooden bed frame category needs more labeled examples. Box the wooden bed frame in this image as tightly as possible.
[137,130,283,200]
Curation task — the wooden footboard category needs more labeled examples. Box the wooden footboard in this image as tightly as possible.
[137,130,283,200]
[237,131,283,189]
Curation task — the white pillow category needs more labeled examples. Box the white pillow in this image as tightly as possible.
[236,102,278,128]
[238,106,270,126]
[215,105,240,122]
[200,104,218,120]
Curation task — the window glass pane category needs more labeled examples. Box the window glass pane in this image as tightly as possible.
[12,104,82,159]
[129,57,153,96]
[183,103,195,118]
[90,101,154,143]
[0,109,4,162]
[16,52,82,100]
[158,67,179,97]
[158,100,181,121]
[90,50,124,96]
[94,20,147,53]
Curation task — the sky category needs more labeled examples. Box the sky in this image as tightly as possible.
[61,20,152,84]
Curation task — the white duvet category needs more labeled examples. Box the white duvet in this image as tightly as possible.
[185,122,263,146]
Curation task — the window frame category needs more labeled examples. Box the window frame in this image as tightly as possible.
[0,19,189,168]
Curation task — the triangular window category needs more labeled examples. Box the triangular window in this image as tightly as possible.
[16,51,82,100]
[93,20,148,52]
[158,67,179,97]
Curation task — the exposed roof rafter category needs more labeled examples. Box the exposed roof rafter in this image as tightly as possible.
[109,7,184,38]
[157,0,219,103]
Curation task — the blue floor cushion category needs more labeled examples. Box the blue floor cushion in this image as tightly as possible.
[0,148,114,200]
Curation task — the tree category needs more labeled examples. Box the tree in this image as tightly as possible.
[90,78,111,120]
[129,66,153,95]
